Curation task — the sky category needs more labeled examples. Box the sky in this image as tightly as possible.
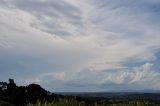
[0,0,160,92]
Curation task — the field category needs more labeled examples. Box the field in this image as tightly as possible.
[26,92,160,106]
[26,99,155,106]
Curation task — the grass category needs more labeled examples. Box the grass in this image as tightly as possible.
[26,99,80,106]
[26,99,154,106]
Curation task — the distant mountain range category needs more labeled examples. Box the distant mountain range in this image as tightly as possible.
[56,89,160,98]
[113,89,160,93]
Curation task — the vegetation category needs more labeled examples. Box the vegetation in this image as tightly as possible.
[0,79,55,106]
[1,79,160,106]
[26,100,153,106]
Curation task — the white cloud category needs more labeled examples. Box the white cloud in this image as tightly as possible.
[59,63,160,91]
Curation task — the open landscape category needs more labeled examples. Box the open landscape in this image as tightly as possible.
[1,79,160,106]
[1,0,160,106]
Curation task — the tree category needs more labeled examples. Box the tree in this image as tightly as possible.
[26,84,48,103]
[0,81,8,96]
[0,82,7,90]
[7,79,17,95]
[11,86,27,105]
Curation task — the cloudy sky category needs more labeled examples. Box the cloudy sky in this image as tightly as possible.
[0,0,160,92]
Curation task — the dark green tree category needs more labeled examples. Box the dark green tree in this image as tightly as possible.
[11,86,27,105]
[7,79,17,95]
[26,84,48,103]
[0,81,8,96]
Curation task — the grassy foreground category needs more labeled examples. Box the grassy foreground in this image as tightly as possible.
[26,99,152,106]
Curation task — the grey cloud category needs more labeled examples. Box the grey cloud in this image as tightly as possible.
[6,0,83,37]
[0,0,5,4]
[0,7,92,84]
[10,0,81,18]
[1,0,160,91]
[92,0,160,12]
[90,0,160,35]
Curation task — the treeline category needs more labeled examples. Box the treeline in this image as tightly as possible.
[0,79,104,106]
[0,79,59,105]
